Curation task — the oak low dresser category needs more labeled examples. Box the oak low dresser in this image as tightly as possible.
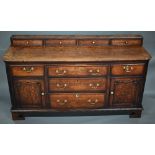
[3,35,151,120]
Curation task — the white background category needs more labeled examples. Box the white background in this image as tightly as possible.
[0,0,155,155]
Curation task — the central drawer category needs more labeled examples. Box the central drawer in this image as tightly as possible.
[50,93,105,109]
[48,65,108,77]
[49,78,107,92]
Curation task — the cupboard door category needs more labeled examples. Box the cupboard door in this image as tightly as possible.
[13,79,45,108]
[110,78,144,107]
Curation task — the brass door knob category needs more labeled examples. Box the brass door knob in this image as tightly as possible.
[110,91,114,95]
[41,92,45,96]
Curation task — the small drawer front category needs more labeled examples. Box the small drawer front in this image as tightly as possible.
[45,39,76,46]
[11,65,44,76]
[48,65,108,77]
[50,93,105,109]
[111,39,142,46]
[78,39,109,46]
[111,64,145,76]
[12,40,43,46]
[49,78,107,92]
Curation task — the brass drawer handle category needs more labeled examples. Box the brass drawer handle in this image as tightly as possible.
[123,65,133,73]
[88,99,98,105]
[59,41,62,45]
[88,69,100,75]
[55,69,67,75]
[22,67,34,72]
[56,83,67,88]
[57,99,68,105]
[89,83,100,89]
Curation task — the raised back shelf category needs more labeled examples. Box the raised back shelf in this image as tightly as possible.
[11,35,143,47]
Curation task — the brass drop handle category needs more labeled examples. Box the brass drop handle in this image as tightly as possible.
[89,83,100,89]
[88,99,98,105]
[22,67,34,72]
[56,69,67,75]
[56,83,67,88]
[88,69,100,75]
[57,99,68,105]
[123,65,133,73]
[59,41,62,45]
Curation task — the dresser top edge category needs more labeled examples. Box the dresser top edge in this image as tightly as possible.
[11,34,143,40]
[3,46,151,62]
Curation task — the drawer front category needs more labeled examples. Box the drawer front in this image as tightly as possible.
[12,40,43,46]
[50,93,105,109]
[111,64,145,76]
[48,65,108,77]
[45,39,76,46]
[11,65,44,76]
[49,78,107,92]
[111,39,142,46]
[78,39,109,46]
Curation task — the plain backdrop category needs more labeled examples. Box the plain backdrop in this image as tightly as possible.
[0,31,155,124]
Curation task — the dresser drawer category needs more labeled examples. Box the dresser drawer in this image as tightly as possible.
[49,78,107,92]
[50,93,105,109]
[48,65,108,77]
[78,39,109,46]
[12,40,43,46]
[111,39,142,46]
[111,64,145,76]
[45,39,76,46]
[11,65,44,76]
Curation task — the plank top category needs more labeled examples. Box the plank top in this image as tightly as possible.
[3,46,151,62]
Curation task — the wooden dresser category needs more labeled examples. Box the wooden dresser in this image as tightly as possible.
[3,35,151,120]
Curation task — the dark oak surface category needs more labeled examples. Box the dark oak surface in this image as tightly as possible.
[3,35,151,120]
[3,46,151,62]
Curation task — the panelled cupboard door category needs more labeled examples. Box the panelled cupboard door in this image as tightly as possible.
[110,78,144,107]
[13,79,45,108]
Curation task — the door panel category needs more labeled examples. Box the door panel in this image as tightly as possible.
[110,78,144,107]
[13,79,45,108]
